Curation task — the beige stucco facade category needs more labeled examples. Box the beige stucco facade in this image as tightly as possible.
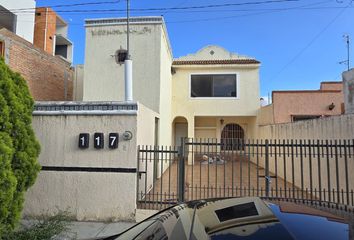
[83,17,173,146]
[172,46,260,142]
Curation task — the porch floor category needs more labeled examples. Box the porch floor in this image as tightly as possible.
[138,154,304,209]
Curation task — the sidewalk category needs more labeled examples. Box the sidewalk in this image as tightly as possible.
[56,221,135,240]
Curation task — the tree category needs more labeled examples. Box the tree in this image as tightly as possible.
[0,58,40,236]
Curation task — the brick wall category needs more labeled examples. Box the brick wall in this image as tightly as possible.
[0,28,73,101]
[34,7,57,55]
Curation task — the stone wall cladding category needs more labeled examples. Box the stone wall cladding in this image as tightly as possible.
[0,28,73,101]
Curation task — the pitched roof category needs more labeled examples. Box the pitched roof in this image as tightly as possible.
[172,59,260,65]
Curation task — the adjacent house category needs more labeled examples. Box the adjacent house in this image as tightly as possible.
[0,28,74,100]
[34,7,73,63]
[0,4,75,101]
[258,81,344,125]
[0,0,36,43]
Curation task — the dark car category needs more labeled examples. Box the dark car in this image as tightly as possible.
[97,197,351,240]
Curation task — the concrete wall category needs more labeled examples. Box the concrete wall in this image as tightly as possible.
[23,102,159,221]
[0,0,35,43]
[254,112,354,203]
[24,111,138,221]
[257,104,274,126]
[74,65,84,101]
[0,28,74,101]
[343,69,354,114]
[256,114,354,140]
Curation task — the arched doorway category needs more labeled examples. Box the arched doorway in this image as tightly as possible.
[172,117,188,147]
[221,123,244,150]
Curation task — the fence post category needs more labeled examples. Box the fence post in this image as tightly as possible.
[265,139,270,197]
[178,137,186,202]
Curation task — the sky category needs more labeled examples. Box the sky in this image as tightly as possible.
[34,0,354,98]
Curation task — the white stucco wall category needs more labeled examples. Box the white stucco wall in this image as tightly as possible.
[158,28,173,146]
[1,0,35,43]
[83,17,171,117]
[137,103,159,146]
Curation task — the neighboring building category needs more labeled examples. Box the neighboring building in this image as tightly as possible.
[82,17,260,146]
[343,68,354,114]
[0,28,74,101]
[258,81,344,125]
[0,0,36,43]
[34,7,73,63]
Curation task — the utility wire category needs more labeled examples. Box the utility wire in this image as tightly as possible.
[8,0,347,27]
[4,0,299,14]
[10,0,337,25]
[10,5,354,15]
[5,0,121,12]
[268,0,352,82]
[7,0,353,16]
[165,0,332,23]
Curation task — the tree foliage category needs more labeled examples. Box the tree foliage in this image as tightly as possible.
[0,58,41,236]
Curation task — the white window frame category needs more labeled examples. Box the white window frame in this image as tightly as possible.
[189,72,240,100]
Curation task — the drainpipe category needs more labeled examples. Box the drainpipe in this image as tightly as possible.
[124,0,133,102]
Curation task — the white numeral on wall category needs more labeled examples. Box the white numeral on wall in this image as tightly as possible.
[110,136,116,146]
[80,137,85,146]
[95,136,100,146]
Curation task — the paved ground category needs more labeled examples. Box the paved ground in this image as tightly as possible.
[21,219,135,240]
[56,221,135,240]
[138,155,299,210]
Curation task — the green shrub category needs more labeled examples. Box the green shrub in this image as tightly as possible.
[0,58,41,236]
[2,212,72,240]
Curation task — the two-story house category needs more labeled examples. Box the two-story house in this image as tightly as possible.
[172,46,260,146]
[80,16,261,147]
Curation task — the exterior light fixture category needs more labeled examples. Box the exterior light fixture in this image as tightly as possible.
[328,103,335,110]
[220,119,224,125]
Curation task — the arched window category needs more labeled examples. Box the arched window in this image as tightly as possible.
[221,124,244,150]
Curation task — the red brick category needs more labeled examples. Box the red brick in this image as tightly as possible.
[0,28,73,101]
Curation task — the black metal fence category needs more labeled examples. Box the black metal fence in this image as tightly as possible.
[137,138,354,211]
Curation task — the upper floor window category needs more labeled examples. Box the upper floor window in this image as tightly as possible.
[190,74,237,98]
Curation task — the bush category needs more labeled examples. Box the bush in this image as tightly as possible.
[2,212,72,240]
[0,58,41,236]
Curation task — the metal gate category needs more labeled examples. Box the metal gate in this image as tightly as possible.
[137,138,354,211]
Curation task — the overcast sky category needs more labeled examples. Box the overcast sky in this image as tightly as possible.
[35,0,354,97]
